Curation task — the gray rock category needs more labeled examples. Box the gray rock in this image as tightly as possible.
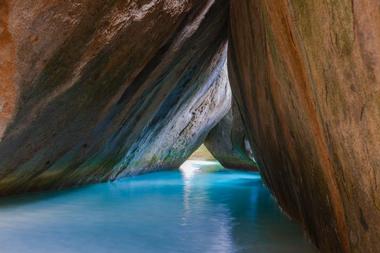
[0,0,229,195]
[205,97,258,171]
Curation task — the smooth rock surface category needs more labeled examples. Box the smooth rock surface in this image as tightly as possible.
[0,0,229,195]
[205,98,258,171]
[229,1,380,252]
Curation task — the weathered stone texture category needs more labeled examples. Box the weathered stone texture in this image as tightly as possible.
[229,1,380,252]
[0,0,229,195]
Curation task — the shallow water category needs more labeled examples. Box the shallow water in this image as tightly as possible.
[0,161,317,253]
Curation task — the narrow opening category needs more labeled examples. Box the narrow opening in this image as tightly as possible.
[180,144,220,179]
[187,144,216,161]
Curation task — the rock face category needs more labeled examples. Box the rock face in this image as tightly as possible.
[229,1,380,252]
[205,96,258,171]
[115,62,231,177]
[0,0,229,195]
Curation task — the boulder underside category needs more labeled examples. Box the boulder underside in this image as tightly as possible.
[0,0,230,194]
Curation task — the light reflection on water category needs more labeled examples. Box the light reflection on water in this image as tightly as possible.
[0,161,317,253]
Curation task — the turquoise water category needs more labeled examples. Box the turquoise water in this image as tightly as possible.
[0,161,317,253]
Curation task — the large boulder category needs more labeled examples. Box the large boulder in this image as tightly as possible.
[205,97,258,171]
[0,0,229,195]
[115,62,231,177]
[229,1,380,252]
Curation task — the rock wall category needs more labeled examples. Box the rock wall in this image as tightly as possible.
[229,1,380,252]
[205,90,258,171]
[0,0,229,195]
[114,61,231,178]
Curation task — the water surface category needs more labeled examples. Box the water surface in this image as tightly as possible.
[0,161,317,253]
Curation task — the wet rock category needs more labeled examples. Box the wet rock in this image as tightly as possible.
[229,1,380,252]
[0,0,229,195]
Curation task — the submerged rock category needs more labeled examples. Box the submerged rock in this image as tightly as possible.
[205,97,258,171]
[229,1,380,252]
[0,0,229,195]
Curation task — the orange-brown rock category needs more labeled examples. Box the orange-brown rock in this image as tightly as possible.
[0,1,17,139]
[229,1,380,252]
[0,0,229,195]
